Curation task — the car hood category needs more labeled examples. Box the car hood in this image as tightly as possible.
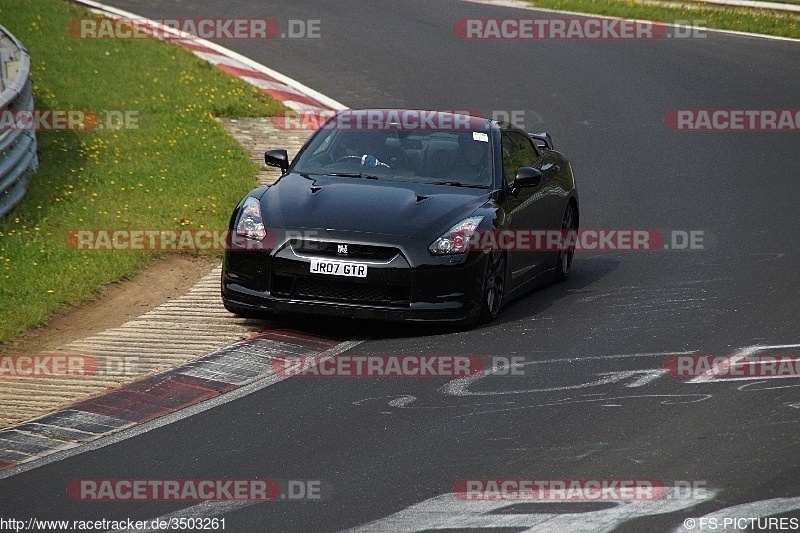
[260,172,491,238]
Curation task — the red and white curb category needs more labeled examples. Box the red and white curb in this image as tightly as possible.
[72,0,347,115]
[0,330,359,473]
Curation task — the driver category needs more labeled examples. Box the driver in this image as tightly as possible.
[447,135,490,184]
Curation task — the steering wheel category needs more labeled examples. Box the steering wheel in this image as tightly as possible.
[335,154,391,169]
[335,155,364,164]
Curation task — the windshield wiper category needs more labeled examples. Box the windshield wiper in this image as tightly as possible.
[431,181,489,188]
[326,172,380,179]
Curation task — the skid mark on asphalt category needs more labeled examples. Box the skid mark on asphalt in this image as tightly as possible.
[351,345,800,419]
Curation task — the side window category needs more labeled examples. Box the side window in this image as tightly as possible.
[501,132,539,186]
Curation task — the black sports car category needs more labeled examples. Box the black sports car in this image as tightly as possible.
[221,109,578,324]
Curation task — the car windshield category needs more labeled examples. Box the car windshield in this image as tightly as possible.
[292,126,494,188]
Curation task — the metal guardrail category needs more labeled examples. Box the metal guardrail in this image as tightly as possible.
[0,24,38,218]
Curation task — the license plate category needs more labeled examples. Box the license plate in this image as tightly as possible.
[309,259,368,278]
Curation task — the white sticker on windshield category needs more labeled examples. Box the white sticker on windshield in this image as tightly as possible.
[472,132,489,142]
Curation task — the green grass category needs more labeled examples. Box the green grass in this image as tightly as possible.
[0,0,286,344]
[526,0,800,39]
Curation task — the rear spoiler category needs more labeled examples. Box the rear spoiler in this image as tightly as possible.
[529,132,553,150]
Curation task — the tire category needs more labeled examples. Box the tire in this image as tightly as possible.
[554,202,577,282]
[478,251,506,323]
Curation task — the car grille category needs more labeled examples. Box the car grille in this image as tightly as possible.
[292,241,400,261]
[272,274,410,307]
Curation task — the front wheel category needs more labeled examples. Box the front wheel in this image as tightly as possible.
[478,251,506,323]
[554,202,577,282]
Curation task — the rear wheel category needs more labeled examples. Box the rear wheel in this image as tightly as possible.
[555,202,577,282]
[479,251,506,323]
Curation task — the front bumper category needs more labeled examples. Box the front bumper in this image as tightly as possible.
[221,238,487,323]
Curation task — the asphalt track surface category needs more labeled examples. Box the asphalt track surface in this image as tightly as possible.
[2,1,800,531]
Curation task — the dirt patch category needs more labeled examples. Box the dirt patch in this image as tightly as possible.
[3,255,219,355]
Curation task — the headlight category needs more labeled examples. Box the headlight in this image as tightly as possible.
[235,197,266,241]
[429,216,483,255]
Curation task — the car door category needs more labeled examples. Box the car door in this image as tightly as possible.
[501,130,553,286]
[524,134,566,271]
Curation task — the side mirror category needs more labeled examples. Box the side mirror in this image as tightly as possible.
[513,167,543,188]
[265,149,289,173]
